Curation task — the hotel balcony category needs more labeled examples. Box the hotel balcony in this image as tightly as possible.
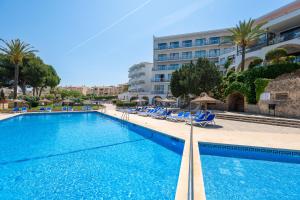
[154,39,233,51]
[155,55,219,62]
[151,78,171,82]
[151,91,166,94]
[244,30,300,54]
[152,65,180,71]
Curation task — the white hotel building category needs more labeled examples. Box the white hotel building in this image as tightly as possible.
[121,1,300,104]
[151,29,234,101]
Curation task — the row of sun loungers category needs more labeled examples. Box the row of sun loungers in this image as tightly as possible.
[12,106,92,113]
[124,107,216,127]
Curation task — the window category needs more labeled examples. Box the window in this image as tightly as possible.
[209,49,220,57]
[157,65,167,70]
[209,37,220,45]
[154,74,165,82]
[158,54,167,61]
[170,53,179,60]
[170,41,179,48]
[154,85,164,91]
[158,43,167,50]
[182,40,192,47]
[169,64,180,70]
[167,74,172,80]
[195,50,206,58]
[195,38,206,46]
[182,52,192,59]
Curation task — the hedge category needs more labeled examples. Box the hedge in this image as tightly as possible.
[225,63,300,104]
[254,78,271,102]
[116,101,136,107]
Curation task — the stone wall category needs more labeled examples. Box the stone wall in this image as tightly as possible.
[258,69,300,118]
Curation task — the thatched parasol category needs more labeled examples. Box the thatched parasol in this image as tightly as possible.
[191,93,219,111]
[39,99,52,103]
[83,100,92,105]
[62,99,74,104]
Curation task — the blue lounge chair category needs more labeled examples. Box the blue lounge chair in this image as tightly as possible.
[39,107,45,112]
[193,114,216,127]
[166,111,184,121]
[187,113,206,124]
[138,108,153,116]
[12,107,19,113]
[154,110,172,119]
[21,107,27,113]
[68,106,73,111]
[181,112,191,122]
[46,107,52,112]
[62,106,68,111]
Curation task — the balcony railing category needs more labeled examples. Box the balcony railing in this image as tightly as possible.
[244,31,300,54]
[151,78,171,82]
[156,54,219,62]
[155,42,223,50]
[151,91,166,94]
[152,65,180,71]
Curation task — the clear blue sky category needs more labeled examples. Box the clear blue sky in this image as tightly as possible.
[0,0,294,86]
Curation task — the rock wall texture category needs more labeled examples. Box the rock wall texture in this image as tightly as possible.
[258,69,300,118]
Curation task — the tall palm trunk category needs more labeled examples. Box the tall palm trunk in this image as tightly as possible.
[13,64,19,99]
[240,45,246,72]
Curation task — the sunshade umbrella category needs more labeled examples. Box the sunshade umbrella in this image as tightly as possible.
[83,100,92,105]
[39,99,52,103]
[160,98,176,114]
[132,98,147,106]
[62,99,74,105]
[191,93,219,111]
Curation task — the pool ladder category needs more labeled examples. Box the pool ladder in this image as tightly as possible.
[121,111,129,120]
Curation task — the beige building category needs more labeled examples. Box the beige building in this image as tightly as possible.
[87,84,127,96]
[59,86,89,95]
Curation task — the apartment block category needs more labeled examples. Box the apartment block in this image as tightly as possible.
[152,29,234,100]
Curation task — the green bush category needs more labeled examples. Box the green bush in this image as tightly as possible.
[265,48,287,64]
[23,96,39,107]
[116,101,136,107]
[248,58,263,69]
[254,78,271,102]
[225,63,300,104]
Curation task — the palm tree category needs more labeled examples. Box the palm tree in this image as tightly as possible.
[0,39,36,99]
[229,19,265,71]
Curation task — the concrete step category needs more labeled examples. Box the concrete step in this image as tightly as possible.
[216,113,300,128]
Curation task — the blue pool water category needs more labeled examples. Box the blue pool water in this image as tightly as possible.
[0,112,183,199]
[199,143,300,200]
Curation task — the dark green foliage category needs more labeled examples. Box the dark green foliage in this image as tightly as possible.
[115,100,136,107]
[265,48,287,63]
[0,89,5,100]
[248,58,263,69]
[170,58,222,98]
[23,96,39,107]
[224,63,300,104]
[254,78,271,101]
[170,70,185,98]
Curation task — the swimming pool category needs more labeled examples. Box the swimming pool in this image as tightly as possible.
[199,142,300,200]
[0,112,183,199]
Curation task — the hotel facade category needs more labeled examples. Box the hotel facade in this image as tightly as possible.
[120,1,300,105]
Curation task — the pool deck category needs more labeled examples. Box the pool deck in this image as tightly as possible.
[1,108,300,200]
[100,104,300,200]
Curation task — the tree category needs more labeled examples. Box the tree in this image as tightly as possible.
[265,48,288,64]
[170,58,222,98]
[229,19,265,71]
[0,89,5,100]
[0,39,36,99]
[38,65,60,97]
[170,70,185,98]
[22,56,47,96]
